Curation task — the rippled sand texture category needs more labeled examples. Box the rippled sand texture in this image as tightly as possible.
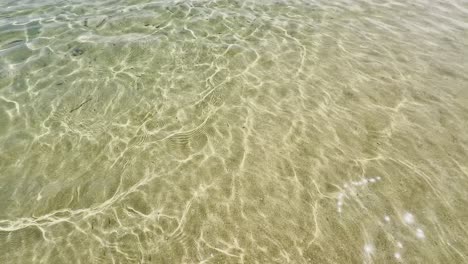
[1,0,468,263]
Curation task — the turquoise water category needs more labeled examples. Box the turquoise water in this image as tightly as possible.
[1,0,468,263]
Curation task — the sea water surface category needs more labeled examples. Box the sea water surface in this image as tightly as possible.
[1,0,468,263]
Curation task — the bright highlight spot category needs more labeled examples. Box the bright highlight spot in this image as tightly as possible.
[416,228,425,239]
[403,212,415,224]
[364,244,374,254]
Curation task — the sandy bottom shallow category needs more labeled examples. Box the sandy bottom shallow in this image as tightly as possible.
[1,0,468,263]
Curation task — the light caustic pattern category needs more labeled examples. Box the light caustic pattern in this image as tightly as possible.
[1,0,468,263]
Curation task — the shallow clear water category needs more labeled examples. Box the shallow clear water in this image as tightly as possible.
[1,0,468,263]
